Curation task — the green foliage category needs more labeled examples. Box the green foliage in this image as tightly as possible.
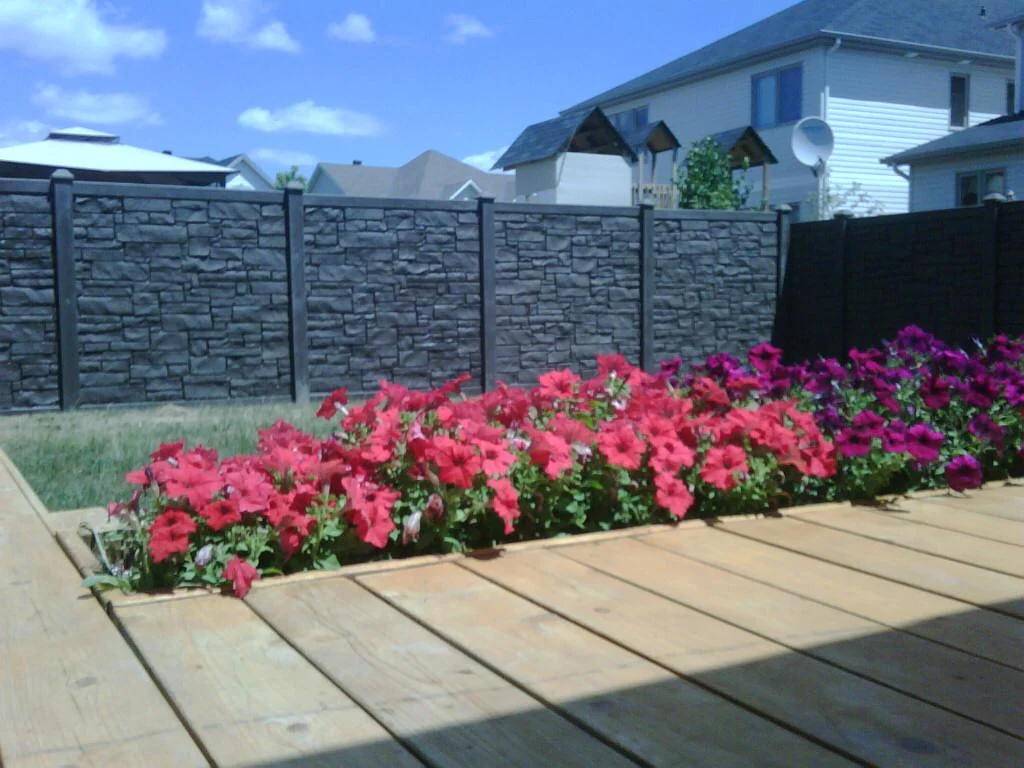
[675,137,752,210]
[274,165,308,190]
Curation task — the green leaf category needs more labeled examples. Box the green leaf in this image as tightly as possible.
[80,573,129,592]
[315,554,342,571]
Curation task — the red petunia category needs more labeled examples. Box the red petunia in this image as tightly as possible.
[198,498,242,532]
[526,429,574,479]
[276,511,316,559]
[148,509,197,563]
[488,477,521,534]
[430,437,482,489]
[649,437,696,475]
[316,387,349,420]
[150,440,185,462]
[597,425,646,471]
[223,557,260,598]
[343,477,399,548]
[537,369,580,400]
[700,445,750,491]
[476,439,516,477]
[691,377,731,410]
[654,474,694,520]
[224,467,274,514]
[163,462,224,511]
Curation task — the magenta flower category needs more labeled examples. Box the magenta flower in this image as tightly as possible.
[906,424,944,463]
[835,428,874,458]
[969,414,1006,451]
[919,375,953,410]
[945,455,983,492]
[851,411,885,440]
[748,343,783,373]
[962,375,998,409]
[882,420,908,453]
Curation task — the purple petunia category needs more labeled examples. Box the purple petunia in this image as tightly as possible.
[835,428,875,457]
[882,420,908,453]
[906,423,944,463]
[944,455,983,492]
[962,375,998,409]
[919,374,954,410]
[969,414,1006,451]
[748,343,783,373]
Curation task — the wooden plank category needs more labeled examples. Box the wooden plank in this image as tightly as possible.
[0,466,207,767]
[113,596,418,768]
[561,538,1024,739]
[247,577,630,768]
[641,526,1024,671]
[462,549,1024,768]
[719,518,1024,618]
[361,563,852,767]
[926,490,1024,522]
[790,505,1024,577]
[879,499,1024,544]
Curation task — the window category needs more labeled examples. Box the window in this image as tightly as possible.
[751,65,802,129]
[956,169,1006,207]
[950,74,969,128]
[1008,81,1017,115]
[609,106,649,134]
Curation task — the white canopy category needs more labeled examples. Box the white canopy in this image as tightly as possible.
[0,127,231,184]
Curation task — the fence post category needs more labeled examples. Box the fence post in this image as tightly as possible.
[774,204,792,299]
[982,193,1005,338]
[50,169,79,410]
[639,203,656,373]
[833,210,854,359]
[477,196,497,392]
[284,182,309,403]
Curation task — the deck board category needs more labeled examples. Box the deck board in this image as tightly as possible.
[113,596,419,768]
[246,576,631,768]
[462,548,1024,766]
[0,456,207,768]
[923,490,1024,521]
[789,505,1024,577]
[360,562,851,767]
[641,526,1024,671]
[876,499,1024,543]
[564,537,1024,738]
[721,517,1024,617]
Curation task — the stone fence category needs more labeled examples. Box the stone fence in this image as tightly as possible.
[0,173,782,411]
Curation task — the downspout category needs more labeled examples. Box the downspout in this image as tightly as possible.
[818,37,842,218]
[889,164,910,182]
[1007,21,1023,113]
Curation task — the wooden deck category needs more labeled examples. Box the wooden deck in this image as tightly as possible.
[2,448,1023,767]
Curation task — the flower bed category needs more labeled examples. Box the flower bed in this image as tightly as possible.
[90,327,1024,598]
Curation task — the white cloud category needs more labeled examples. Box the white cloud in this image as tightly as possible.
[238,100,381,136]
[462,146,509,172]
[445,14,493,44]
[251,147,317,167]
[0,119,50,148]
[32,84,161,126]
[0,0,166,75]
[197,0,300,53]
[328,13,375,43]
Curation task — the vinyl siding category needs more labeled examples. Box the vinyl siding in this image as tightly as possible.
[910,151,1024,211]
[604,46,826,212]
[827,48,1011,215]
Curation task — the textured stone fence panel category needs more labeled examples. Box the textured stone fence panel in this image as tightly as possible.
[0,175,779,412]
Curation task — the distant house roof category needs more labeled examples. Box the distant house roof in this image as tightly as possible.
[0,127,231,185]
[882,111,1024,166]
[707,126,779,169]
[492,108,636,170]
[190,153,275,189]
[566,0,1018,112]
[310,150,515,201]
[619,120,682,155]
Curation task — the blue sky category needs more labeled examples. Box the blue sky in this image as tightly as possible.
[0,0,795,175]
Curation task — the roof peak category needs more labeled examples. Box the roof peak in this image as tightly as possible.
[48,126,119,143]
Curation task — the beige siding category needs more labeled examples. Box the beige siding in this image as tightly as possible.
[827,48,1012,215]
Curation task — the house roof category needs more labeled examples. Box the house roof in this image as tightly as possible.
[310,150,515,201]
[708,126,779,169]
[619,120,682,154]
[881,111,1024,165]
[0,128,232,184]
[190,154,275,189]
[566,0,1018,112]
[492,108,637,170]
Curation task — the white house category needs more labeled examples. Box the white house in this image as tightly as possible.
[562,0,1019,218]
[881,10,1024,211]
[191,153,275,190]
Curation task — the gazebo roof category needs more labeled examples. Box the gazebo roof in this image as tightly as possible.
[0,128,232,185]
[707,126,778,169]
[619,120,682,155]
[492,108,636,170]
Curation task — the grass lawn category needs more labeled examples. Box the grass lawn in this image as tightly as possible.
[0,401,331,511]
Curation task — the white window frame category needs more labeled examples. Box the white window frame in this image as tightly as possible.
[955,168,1006,207]
[751,64,803,129]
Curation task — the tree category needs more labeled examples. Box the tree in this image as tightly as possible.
[674,137,751,210]
[274,165,307,190]
[807,166,885,219]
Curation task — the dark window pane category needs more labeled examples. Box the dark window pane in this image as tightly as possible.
[951,75,968,128]
[753,75,776,128]
[958,173,979,206]
[1008,81,1017,115]
[778,67,802,123]
[634,106,648,128]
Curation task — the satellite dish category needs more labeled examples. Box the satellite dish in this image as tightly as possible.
[791,117,835,169]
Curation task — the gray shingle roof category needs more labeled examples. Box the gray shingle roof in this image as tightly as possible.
[566,0,1019,112]
[707,126,779,167]
[881,111,1024,165]
[311,150,514,201]
[492,108,636,170]
[619,121,682,153]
